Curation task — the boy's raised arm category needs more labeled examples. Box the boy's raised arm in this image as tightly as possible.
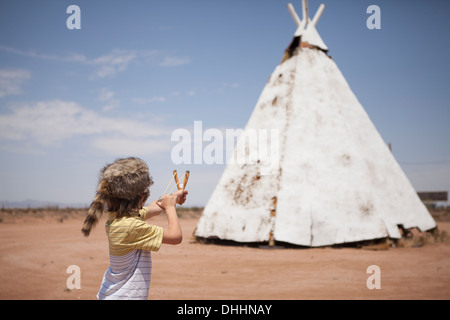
[145,200,164,219]
[156,194,183,245]
[162,205,182,245]
[145,190,188,220]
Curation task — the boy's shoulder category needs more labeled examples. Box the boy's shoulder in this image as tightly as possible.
[106,207,160,233]
[105,208,163,254]
[106,210,145,229]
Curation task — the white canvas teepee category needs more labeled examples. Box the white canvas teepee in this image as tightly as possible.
[195,1,436,247]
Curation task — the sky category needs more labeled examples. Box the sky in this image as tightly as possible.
[0,0,449,207]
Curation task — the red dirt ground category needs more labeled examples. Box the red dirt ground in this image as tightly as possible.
[0,210,449,300]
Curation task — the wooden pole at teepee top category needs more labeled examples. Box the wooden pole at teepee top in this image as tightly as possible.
[302,0,308,26]
[311,3,325,26]
[287,3,301,27]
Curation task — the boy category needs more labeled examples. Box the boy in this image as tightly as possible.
[81,157,187,300]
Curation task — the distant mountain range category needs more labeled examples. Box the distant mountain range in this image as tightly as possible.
[0,199,89,209]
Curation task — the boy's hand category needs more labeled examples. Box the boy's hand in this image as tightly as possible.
[156,193,177,210]
[156,190,188,211]
[173,189,188,205]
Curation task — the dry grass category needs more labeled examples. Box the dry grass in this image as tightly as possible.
[395,228,449,248]
[0,206,203,224]
[0,207,88,224]
[428,205,450,222]
[0,206,448,248]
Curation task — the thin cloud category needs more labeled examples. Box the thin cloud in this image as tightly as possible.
[0,45,87,63]
[0,45,191,79]
[0,100,172,155]
[217,82,240,94]
[92,137,172,157]
[88,49,151,79]
[0,69,31,98]
[158,56,191,67]
[131,96,166,104]
[97,88,120,112]
[97,88,116,102]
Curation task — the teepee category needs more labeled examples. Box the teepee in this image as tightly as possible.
[194,1,436,247]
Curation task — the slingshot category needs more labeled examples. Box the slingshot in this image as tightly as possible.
[158,170,190,203]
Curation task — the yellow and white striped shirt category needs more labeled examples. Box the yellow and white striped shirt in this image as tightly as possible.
[97,207,163,300]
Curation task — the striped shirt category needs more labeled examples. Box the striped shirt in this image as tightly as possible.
[97,207,163,300]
